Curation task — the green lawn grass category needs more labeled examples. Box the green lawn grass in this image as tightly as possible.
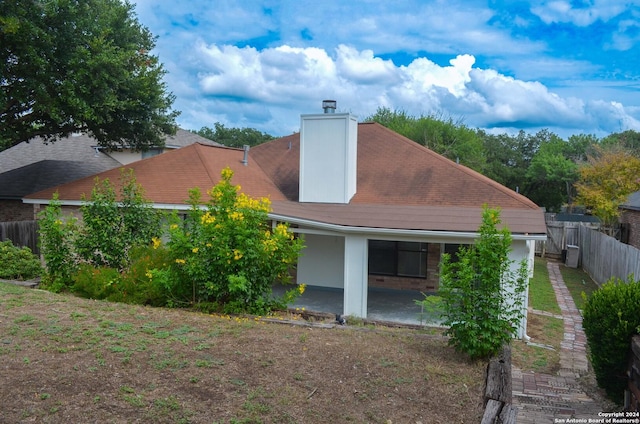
[528,256,562,314]
[512,313,563,373]
[558,263,599,311]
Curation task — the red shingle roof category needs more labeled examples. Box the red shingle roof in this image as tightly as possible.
[27,143,286,205]
[26,123,546,235]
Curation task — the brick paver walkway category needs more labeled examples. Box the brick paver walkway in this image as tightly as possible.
[512,261,604,423]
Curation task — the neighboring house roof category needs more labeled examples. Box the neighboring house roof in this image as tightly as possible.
[0,133,120,174]
[0,129,219,200]
[163,129,220,149]
[25,143,286,205]
[554,213,600,223]
[621,191,640,212]
[0,160,115,200]
[0,129,218,174]
[25,122,547,237]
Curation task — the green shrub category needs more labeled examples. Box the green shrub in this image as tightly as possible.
[72,264,123,300]
[77,170,162,269]
[0,240,43,280]
[118,245,171,306]
[72,246,172,305]
[39,172,162,292]
[38,194,79,291]
[423,206,528,359]
[39,167,305,315]
[583,276,640,404]
[166,167,305,314]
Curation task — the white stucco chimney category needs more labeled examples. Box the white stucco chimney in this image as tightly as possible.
[299,100,358,203]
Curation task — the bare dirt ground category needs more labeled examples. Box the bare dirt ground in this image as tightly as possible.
[0,282,485,423]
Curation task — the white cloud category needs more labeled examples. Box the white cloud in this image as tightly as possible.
[129,1,640,138]
[609,17,640,50]
[530,0,628,26]
[335,45,399,85]
[466,68,587,127]
[179,43,640,138]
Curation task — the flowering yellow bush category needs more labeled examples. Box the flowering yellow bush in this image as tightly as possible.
[165,167,304,314]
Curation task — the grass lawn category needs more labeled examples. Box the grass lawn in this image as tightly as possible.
[558,263,599,311]
[0,281,485,423]
[511,256,564,373]
[528,256,562,314]
[511,313,564,373]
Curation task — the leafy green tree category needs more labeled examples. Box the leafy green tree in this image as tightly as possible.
[565,133,599,162]
[38,194,80,291]
[194,123,275,148]
[479,129,552,194]
[165,167,305,314]
[424,206,529,359]
[367,107,486,171]
[575,146,640,231]
[77,170,161,269]
[601,130,640,157]
[0,0,178,151]
[526,136,579,212]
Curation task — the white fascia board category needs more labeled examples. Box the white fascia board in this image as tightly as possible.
[22,198,546,242]
[268,213,547,242]
[23,198,85,207]
[22,198,196,211]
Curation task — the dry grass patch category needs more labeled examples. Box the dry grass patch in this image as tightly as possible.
[0,282,485,423]
[511,313,564,374]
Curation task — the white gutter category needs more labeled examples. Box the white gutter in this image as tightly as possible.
[268,213,547,242]
[23,198,194,211]
[23,198,547,242]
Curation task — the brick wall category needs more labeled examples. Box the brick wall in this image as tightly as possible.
[0,200,34,221]
[367,243,440,292]
[621,210,640,249]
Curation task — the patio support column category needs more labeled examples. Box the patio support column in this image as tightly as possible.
[509,239,531,340]
[343,234,368,318]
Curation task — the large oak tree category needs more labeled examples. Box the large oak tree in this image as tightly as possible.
[0,0,179,151]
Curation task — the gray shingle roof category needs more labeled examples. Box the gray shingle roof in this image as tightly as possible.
[0,129,219,199]
[0,133,120,174]
[164,129,220,148]
[622,191,640,211]
[0,160,113,199]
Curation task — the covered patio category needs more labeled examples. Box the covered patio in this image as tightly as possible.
[273,285,444,327]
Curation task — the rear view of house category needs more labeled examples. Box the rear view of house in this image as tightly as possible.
[25,101,546,336]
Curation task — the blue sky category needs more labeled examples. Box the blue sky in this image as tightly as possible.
[131,0,640,139]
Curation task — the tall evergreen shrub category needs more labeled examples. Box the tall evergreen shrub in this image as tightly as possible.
[583,276,640,404]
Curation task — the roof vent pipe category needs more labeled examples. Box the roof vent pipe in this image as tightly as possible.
[241,144,250,166]
[322,99,337,113]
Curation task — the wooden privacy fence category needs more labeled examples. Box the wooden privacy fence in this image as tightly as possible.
[628,336,640,411]
[0,220,39,255]
[579,225,640,286]
[540,221,580,258]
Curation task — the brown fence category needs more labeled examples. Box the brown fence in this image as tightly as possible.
[627,336,640,411]
[579,225,640,286]
[0,220,39,255]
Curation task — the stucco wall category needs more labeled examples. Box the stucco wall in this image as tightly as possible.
[297,233,345,288]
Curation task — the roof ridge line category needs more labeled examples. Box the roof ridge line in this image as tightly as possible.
[370,123,539,210]
[192,144,220,189]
